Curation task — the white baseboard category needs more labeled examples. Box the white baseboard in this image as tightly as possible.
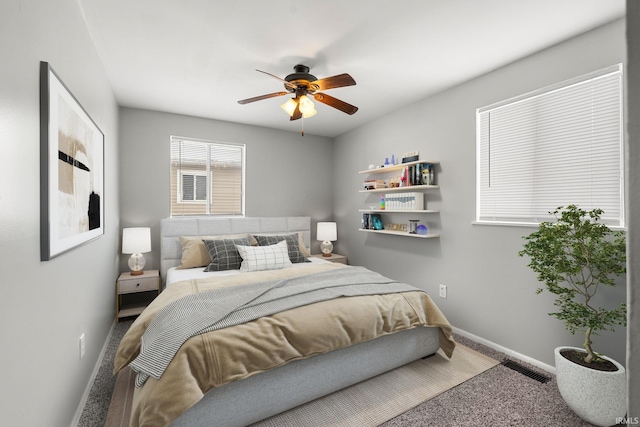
[453,326,556,375]
[70,320,117,427]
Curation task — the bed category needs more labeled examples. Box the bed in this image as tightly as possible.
[114,216,455,427]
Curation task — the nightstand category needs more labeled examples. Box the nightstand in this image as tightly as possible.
[309,253,348,264]
[116,270,160,321]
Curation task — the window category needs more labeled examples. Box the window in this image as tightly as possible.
[170,137,245,216]
[180,173,207,202]
[476,64,623,227]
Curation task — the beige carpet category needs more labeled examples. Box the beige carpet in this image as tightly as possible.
[107,344,498,427]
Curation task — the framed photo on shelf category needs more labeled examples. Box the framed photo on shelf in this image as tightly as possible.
[39,62,104,260]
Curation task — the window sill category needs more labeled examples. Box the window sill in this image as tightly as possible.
[472,221,540,228]
[472,221,626,231]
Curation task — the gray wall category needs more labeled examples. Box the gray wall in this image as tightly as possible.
[118,108,334,271]
[0,1,120,426]
[333,19,627,368]
[625,0,639,419]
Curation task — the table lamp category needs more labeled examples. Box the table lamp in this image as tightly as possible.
[122,227,151,275]
[317,222,337,257]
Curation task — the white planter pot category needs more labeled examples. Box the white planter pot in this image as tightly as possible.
[554,346,626,427]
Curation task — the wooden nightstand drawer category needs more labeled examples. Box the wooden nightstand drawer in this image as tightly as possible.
[118,276,158,294]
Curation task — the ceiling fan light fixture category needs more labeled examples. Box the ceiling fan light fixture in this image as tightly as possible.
[281,98,298,116]
[298,95,316,117]
[302,108,317,119]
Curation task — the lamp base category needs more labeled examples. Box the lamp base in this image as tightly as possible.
[320,240,334,257]
[128,253,146,276]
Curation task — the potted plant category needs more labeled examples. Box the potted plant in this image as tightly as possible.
[519,205,627,426]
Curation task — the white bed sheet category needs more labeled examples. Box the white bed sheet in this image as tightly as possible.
[166,256,331,286]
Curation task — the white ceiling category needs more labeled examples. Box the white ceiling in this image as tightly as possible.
[77,0,625,138]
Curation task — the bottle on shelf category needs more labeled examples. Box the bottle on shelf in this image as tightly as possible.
[380,195,385,210]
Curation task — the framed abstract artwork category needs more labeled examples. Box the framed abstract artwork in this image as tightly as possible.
[40,62,104,260]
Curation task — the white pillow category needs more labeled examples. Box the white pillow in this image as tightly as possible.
[235,240,292,272]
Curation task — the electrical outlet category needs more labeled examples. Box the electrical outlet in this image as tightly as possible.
[79,333,85,360]
[439,284,447,299]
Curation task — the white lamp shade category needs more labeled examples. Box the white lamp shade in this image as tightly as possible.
[281,98,298,116]
[317,222,337,242]
[302,107,317,119]
[122,228,151,254]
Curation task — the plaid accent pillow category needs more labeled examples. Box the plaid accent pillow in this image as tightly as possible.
[202,237,251,271]
[236,240,292,272]
[253,234,310,263]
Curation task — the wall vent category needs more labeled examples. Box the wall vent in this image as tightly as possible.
[501,359,551,383]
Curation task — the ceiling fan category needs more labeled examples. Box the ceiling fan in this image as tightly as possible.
[237,64,358,121]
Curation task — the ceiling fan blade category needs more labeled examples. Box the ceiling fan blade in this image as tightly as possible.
[256,69,297,90]
[309,73,356,91]
[237,91,289,104]
[290,102,302,121]
[313,93,358,115]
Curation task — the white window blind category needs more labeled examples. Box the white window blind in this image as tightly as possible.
[170,137,245,216]
[476,64,623,226]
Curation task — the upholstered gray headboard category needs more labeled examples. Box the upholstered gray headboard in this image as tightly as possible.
[160,216,311,281]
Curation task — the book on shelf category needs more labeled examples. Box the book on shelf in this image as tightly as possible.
[383,192,424,210]
[402,163,435,186]
[363,179,387,190]
[361,213,383,230]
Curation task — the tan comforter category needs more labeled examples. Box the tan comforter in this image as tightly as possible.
[114,262,455,427]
